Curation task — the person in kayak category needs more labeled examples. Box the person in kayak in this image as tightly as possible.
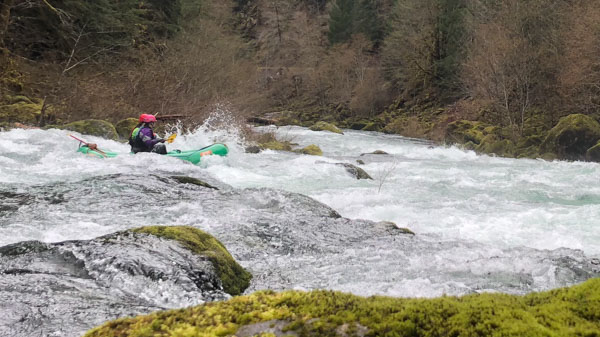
[129,114,167,154]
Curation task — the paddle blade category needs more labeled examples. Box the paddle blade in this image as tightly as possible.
[166,134,177,143]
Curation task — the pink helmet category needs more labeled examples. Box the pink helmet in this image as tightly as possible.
[139,114,157,123]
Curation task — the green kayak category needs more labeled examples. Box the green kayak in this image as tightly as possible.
[77,143,228,165]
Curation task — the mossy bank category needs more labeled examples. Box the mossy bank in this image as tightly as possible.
[86,278,599,336]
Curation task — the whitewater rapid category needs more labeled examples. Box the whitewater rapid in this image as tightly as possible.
[1,119,599,301]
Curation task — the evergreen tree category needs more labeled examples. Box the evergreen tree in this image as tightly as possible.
[328,0,383,45]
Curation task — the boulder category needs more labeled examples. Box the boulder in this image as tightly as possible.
[360,150,388,156]
[245,145,261,153]
[335,163,372,180]
[586,142,600,162]
[540,114,600,160]
[115,118,139,139]
[295,144,323,156]
[0,96,43,124]
[445,120,489,145]
[57,119,119,140]
[309,121,343,134]
[476,134,515,157]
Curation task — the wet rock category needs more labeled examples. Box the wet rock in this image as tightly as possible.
[445,120,489,145]
[245,145,261,153]
[171,176,218,190]
[360,150,388,156]
[247,116,277,125]
[335,163,372,180]
[540,114,600,161]
[115,117,139,139]
[356,159,365,165]
[55,119,119,140]
[309,121,343,134]
[476,134,515,157]
[0,226,250,337]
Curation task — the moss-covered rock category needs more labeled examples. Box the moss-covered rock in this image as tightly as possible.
[115,118,139,140]
[309,121,343,134]
[445,120,489,145]
[85,277,600,337]
[540,114,600,160]
[336,163,372,180]
[132,226,251,296]
[295,144,323,156]
[259,140,293,151]
[476,134,515,157]
[55,119,119,140]
[586,142,600,162]
[0,97,43,124]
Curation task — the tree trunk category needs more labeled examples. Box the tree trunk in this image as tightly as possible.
[0,0,13,47]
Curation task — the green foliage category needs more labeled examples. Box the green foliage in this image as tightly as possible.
[6,0,201,61]
[328,0,383,45]
[132,226,252,296]
[85,278,600,337]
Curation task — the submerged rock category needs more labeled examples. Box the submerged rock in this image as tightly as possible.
[85,278,600,337]
[0,226,250,337]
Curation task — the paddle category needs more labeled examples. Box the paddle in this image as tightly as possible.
[166,134,177,143]
[69,134,108,157]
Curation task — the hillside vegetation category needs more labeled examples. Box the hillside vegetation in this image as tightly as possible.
[2,0,600,159]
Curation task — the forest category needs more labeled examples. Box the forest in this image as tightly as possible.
[2,0,600,159]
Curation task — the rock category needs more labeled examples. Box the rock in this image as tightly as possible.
[56,119,119,140]
[84,278,600,337]
[115,117,139,139]
[356,159,365,165]
[259,140,293,151]
[0,97,43,124]
[171,176,218,190]
[540,114,600,160]
[309,121,344,134]
[295,144,323,156]
[360,150,388,156]
[247,116,277,125]
[336,163,372,180]
[476,134,515,157]
[245,145,261,153]
[445,120,489,145]
[586,142,600,162]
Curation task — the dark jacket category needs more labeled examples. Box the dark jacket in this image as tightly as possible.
[129,124,161,153]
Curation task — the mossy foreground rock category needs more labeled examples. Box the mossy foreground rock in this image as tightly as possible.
[56,119,119,140]
[133,226,251,296]
[0,96,43,124]
[310,121,343,134]
[540,114,600,160]
[86,278,600,337]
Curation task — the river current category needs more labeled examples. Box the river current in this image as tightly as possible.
[1,116,599,335]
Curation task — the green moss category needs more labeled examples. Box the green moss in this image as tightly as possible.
[309,121,343,134]
[476,135,515,157]
[131,226,251,296]
[56,119,119,140]
[85,278,600,337]
[259,140,293,152]
[0,98,43,124]
[115,118,139,140]
[294,144,323,156]
[540,114,600,160]
[445,120,489,145]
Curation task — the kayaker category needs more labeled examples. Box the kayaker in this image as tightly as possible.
[129,114,167,154]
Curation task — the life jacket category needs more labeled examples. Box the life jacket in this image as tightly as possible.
[129,125,150,152]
